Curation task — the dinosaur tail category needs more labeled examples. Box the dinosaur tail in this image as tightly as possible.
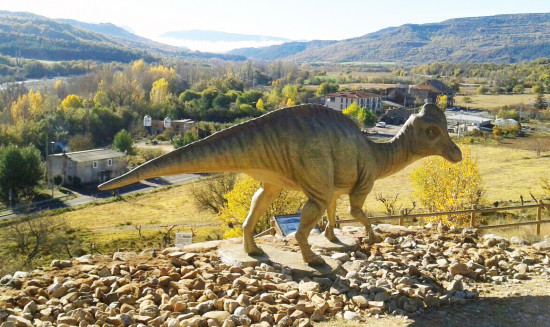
[98,130,252,191]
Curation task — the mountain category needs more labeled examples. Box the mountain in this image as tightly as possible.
[160,29,292,43]
[56,19,189,53]
[229,13,550,63]
[0,11,245,63]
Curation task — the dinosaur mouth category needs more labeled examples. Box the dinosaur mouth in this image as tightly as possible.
[445,143,463,163]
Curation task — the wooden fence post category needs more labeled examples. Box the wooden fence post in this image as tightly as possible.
[537,200,543,236]
[470,204,476,227]
[399,209,405,226]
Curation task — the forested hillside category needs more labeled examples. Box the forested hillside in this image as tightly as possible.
[0,11,245,63]
[230,13,550,63]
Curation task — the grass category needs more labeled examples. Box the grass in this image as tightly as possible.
[455,93,549,110]
[0,141,548,267]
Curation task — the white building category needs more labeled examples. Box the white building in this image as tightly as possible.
[324,91,382,111]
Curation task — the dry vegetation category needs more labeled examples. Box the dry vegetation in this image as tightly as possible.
[455,93,549,110]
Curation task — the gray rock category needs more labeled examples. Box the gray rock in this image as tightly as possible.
[343,311,360,320]
[533,241,550,251]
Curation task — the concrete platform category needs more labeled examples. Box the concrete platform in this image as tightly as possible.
[218,243,344,277]
[309,232,358,252]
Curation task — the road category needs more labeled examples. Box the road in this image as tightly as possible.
[0,173,201,221]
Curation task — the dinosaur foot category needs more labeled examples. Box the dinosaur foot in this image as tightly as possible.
[305,254,326,267]
[244,243,264,256]
[324,230,340,243]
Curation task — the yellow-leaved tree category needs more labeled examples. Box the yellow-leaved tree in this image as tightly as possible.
[61,94,83,111]
[150,78,170,106]
[218,175,306,239]
[10,90,43,122]
[436,94,447,110]
[256,98,265,112]
[410,145,483,226]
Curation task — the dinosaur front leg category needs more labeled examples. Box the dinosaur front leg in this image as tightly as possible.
[324,196,338,242]
[297,199,327,266]
[243,184,281,255]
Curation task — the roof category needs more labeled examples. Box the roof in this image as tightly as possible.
[381,100,406,109]
[446,113,492,123]
[324,90,380,99]
[50,148,125,163]
[172,119,194,123]
[412,80,455,94]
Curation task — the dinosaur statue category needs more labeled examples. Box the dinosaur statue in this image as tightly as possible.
[99,103,461,265]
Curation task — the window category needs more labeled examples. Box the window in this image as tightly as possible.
[93,161,98,169]
[107,159,112,166]
[329,97,335,102]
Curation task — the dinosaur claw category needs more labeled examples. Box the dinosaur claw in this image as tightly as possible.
[305,254,326,267]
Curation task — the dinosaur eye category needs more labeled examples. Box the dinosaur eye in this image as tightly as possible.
[426,127,438,139]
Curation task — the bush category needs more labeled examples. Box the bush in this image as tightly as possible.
[218,175,306,238]
[113,129,134,154]
[410,145,483,227]
[137,148,165,162]
[190,173,237,214]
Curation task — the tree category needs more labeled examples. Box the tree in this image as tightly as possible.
[343,103,375,127]
[113,129,134,155]
[190,173,237,214]
[0,145,44,203]
[150,78,170,106]
[463,96,472,104]
[256,98,265,112]
[513,84,525,94]
[477,85,489,94]
[218,175,306,238]
[410,145,483,227]
[69,134,94,152]
[436,94,447,110]
[316,82,339,96]
[61,94,83,110]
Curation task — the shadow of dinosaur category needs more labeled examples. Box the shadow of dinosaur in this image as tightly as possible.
[99,103,462,266]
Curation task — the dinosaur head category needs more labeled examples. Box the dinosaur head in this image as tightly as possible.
[409,103,462,163]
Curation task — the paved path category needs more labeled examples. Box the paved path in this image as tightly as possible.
[0,173,201,221]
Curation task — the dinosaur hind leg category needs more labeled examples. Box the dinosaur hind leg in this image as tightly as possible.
[243,184,281,256]
[349,188,376,243]
[324,196,339,242]
[297,199,327,266]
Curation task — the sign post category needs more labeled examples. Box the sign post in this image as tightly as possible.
[175,232,193,248]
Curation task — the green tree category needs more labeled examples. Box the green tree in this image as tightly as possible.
[513,84,525,94]
[477,85,489,94]
[0,145,44,203]
[113,129,134,155]
[316,82,339,96]
[69,134,95,152]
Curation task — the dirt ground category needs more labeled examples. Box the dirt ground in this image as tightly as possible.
[317,275,550,327]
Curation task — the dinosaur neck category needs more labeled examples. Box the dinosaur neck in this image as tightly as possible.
[371,125,420,179]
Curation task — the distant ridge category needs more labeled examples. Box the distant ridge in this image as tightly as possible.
[0,11,245,62]
[229,13,550,63]
[160,29,293,43]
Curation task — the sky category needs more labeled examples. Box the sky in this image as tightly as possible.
[1,0,549,52]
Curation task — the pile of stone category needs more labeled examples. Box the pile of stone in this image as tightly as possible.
[0,224,549,327]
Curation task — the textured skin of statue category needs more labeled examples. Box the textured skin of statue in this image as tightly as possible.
[99,103,462,266]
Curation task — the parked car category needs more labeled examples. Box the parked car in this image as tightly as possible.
[376,122,387,128]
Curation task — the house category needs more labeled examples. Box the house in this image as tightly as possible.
[409,80,455,107]
[47,148,127,186]
[148,117,196,136]
[324,91,382,111]
[386,80,455,108]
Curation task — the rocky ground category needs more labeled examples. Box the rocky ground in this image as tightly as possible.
[1,223,550,327]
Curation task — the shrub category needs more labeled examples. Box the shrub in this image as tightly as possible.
[410,145,483,227]
[218,175,306,238]
[138,148,165,162]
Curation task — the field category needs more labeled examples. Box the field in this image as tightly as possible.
[1,141,548,263]
[454,93,549,110]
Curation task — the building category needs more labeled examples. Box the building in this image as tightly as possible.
[324,91,382,111]
[149,118,196,136]
[386,80,455,108]
[409,80,455,107]
[47,149,126,186]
